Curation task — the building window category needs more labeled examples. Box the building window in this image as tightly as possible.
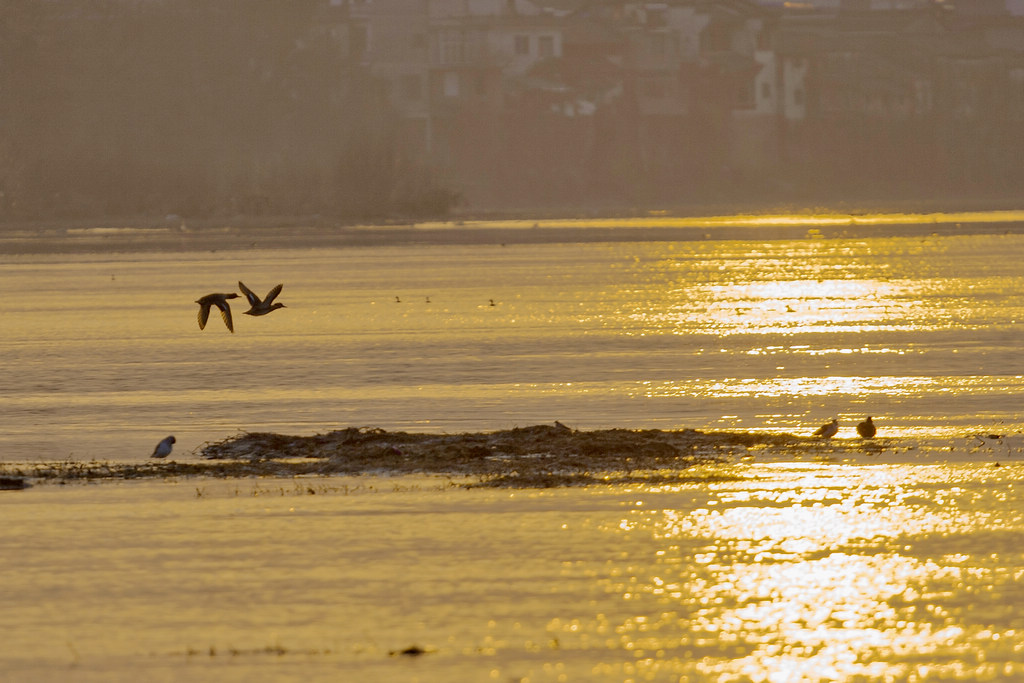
[643,78,666,99]
[401,74,422,101]
[514,34,530,55]
[538,35,554,58]
[736,81,755,109]
[648,33,667,60]
[756,29,770,51]
[443,71,460,98]
[646,7,667,27]
[439,31,464,65]
[350,24,368,60]
[701,25,730,53]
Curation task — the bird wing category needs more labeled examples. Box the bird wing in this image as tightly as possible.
[238,281,260,307]
[264,284,283,304]
[217,301,234,332]
[197,303,210,330]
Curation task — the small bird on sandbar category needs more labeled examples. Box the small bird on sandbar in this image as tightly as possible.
[239,281,286,317]
[196,292,239,332]
[151,435,176,458]
[813,418,839,439]
[856,416,877,439]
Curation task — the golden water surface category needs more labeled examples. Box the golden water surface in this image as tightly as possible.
[0,227,1021,461]
[3,462,1024,682]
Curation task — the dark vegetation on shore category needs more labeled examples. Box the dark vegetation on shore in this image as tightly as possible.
[1,424,884,490]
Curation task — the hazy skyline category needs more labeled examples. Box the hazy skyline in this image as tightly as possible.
[2,0,1022,223]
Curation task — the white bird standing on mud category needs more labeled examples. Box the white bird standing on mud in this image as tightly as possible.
[813,418,839,439]
[151,435,176,458]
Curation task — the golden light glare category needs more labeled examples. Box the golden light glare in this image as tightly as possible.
[415,210,1024,231]
[582,464,1024,681]
[626,375,1008,400]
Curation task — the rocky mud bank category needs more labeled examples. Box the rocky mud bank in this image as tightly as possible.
[1,424,887,489]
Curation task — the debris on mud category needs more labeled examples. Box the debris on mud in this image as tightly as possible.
[0,476,30,491]
[3,424,858,488]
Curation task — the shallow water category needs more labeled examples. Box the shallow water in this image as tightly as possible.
[1,226,1022,463]
[4,217,1024,681]
[4,462,1024,682]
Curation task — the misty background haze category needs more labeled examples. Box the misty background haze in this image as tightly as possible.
[1,0,1022,223]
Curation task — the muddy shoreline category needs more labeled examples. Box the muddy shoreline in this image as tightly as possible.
[2,207,1024,255]
[1,425,885,489]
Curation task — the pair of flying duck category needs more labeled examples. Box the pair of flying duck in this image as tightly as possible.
[813,416,877,440]
[195,282,285,333]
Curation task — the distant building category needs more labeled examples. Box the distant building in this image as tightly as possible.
[315,0,1024,207]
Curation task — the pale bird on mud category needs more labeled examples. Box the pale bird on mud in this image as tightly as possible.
[239,281,286,317]
[813,418,839,439]
[151,435,176,458]
[196,292,239,332]
[856,416,877,439]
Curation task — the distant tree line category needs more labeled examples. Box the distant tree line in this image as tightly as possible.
[0,0,457,222]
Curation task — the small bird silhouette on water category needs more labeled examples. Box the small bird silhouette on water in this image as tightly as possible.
[151,435,176,458]
[856,416,877,439]
[196,292,239,332]
[239,281,286,317]
[813,418,839,439]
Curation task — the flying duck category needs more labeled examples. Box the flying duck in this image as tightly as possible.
[196,292,239,332]
[151,435,176,458]
[239,281,286,317]
[813,418,839,439]
[856,417,877,439]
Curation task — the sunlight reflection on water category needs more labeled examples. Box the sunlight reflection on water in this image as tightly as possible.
[0,229,1022,460]
[5,462,1024,682]
[3,217,1024,683]
[583,463,1024,681]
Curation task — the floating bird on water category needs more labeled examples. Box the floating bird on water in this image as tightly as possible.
[196,292,239,332]
[239,281,286,317]
[151,435,176,458]
[813,418,839,439]
[856,416,877,439]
